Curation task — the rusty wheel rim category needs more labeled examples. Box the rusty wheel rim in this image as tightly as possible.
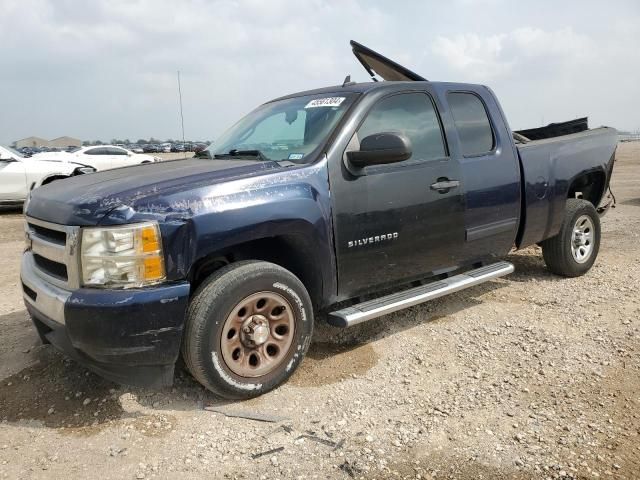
[220,291,295,378]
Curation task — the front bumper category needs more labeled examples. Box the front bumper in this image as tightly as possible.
[21,252,190,388]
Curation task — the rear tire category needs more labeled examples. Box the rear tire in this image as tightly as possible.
[182,261,313,399]
[541,199,601,277]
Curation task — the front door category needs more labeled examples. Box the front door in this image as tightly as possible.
[107,147,130,168]
[81,147,112,171]
[330,91,466,297]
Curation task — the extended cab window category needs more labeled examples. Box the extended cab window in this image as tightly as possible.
[447,92,494,156]
[358,92,446,163]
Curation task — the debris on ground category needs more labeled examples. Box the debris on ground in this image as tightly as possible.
[204,406,289,423]
[250,446,285,459]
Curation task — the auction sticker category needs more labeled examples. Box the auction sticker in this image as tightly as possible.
[305,97,345,108]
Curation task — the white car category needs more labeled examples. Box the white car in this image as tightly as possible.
[0,145,94,205]
[31,145,159,171]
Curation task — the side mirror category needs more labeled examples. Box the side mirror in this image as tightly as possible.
[0,154,15,162]
[346,132,412,168]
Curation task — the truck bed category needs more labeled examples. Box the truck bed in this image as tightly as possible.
[515,127,618,248]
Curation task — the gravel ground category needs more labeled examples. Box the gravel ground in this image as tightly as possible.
[0,143,638,480]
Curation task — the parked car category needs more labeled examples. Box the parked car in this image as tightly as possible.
[18,147,38,157]
[192,143,208,153]
[129,145,144,154]
[31,145,159,171]
[0,145,94,205]
[21,41,617,399]
[142,144,162,153]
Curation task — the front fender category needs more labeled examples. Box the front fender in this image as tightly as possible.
[185,175,334,301]
[101,158,336,302]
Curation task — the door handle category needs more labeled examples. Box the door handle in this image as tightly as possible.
[430,179,460,193]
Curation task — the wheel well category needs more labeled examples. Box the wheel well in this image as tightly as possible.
[41,175,69,185]
[567,171,605,207]
[189,236,323,309]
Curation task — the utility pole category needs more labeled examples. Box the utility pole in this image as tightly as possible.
[177,70,186,144]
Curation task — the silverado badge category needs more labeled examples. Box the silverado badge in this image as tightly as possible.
[348,232,398,248]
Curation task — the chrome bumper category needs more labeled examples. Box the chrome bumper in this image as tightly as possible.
[21,252,70,325]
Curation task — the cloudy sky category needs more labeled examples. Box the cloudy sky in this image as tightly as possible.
[1,0,639,145]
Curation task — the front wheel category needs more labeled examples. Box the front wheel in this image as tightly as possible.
[541,198,601,277]
[182,261,313,399]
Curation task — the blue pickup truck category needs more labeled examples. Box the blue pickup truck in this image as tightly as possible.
[21,42,618,398]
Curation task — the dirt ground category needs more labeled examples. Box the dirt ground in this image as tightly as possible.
[0,143,638,480]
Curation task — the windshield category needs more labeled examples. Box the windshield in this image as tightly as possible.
[210,93,357,162]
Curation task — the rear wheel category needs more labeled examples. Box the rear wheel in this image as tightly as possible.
[541,199,601,277]
[182,261,313,399]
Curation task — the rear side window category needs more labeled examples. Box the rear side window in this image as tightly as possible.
[358,92,446,163]
[447,92,494,156]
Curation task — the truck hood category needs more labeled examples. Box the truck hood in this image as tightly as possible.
[26,158,282,225]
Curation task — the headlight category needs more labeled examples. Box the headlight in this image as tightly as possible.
[80,222,165,288]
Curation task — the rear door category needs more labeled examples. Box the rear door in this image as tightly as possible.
[331,89,466,297]
[443,90,521,261]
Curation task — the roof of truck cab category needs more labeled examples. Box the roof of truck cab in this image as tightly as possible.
[267,81,485,104]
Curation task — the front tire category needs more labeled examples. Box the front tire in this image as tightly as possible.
[182,261,313,399]
[541,199,601,277]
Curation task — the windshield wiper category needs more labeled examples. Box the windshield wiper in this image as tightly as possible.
[214,149,268,161]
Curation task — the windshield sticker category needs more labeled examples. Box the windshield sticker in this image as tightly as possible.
[305,97,346,109]
[288,153,304,160]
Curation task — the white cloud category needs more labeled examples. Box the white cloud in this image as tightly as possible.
[0,0,639,142]
[432,33,510,79]
[432,27,593,81]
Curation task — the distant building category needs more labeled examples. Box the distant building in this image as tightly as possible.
[15,136,49,149]
[14,136,82,149]
[48,136,82,148]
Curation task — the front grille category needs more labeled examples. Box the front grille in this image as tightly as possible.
[25,216,80,289]
[22,282,37,301]
[33,254,68,281]
[28,223,66,245]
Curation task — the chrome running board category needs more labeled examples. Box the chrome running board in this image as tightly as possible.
[328,261,514,328]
